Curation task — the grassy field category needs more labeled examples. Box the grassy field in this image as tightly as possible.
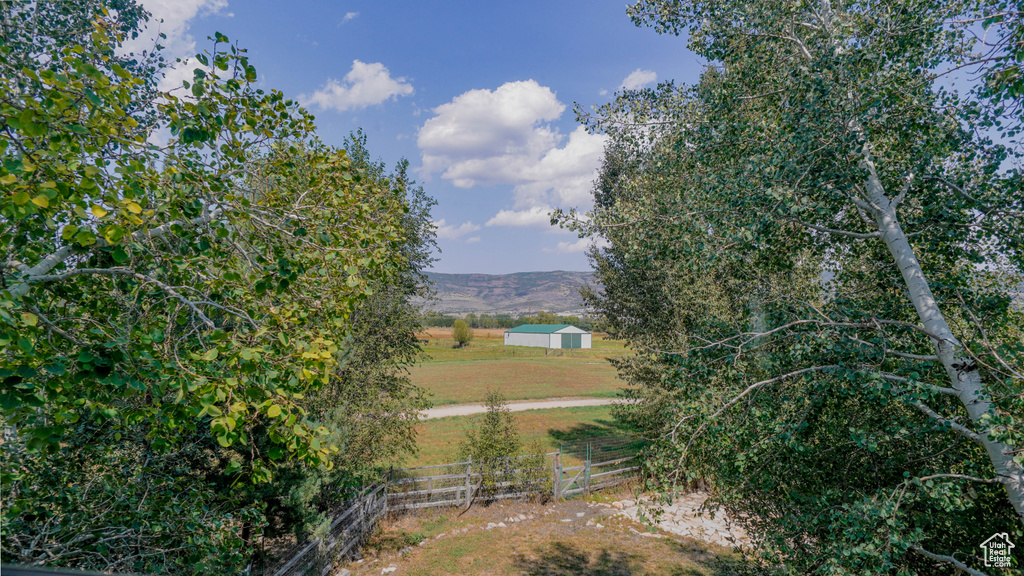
[411,328,630,406]
[402,405,635,467]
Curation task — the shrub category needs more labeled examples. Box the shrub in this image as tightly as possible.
[452,319,473,348]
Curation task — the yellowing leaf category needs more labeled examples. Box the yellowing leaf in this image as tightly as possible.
[202,348,219,361]
[22,313,38,327]
[31,195,49,208]
[267,404,282,418]
[0,174,16,185]
[127,202,142,214]
[91,205,108,218]
[12,192,30,205]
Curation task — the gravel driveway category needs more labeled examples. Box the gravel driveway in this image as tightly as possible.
[420,397,625,420]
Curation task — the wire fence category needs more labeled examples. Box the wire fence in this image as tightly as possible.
[260,484,386,576]
[6,435,646,576]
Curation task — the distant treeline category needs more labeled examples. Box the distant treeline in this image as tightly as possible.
[421,311,604,331]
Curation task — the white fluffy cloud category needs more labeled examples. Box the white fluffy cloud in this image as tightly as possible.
[118,0,230,93]
[486,206,553,228]
[339,12,359,25]
[433,219,481,241]
[619,69,657,91]
[544,237,610,254]
[123,0,228,57]
[418,80,607,228]
[301,61,414,112]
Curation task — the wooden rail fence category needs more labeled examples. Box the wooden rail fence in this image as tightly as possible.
[261,438,642,576]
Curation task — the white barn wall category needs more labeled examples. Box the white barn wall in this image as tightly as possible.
[503,325,593,349]
[504,332,550,348]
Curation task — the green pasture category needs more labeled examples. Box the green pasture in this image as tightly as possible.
[402,405,636,467]
[411,331,631,405]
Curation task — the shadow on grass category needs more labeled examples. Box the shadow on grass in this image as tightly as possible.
[546,420,638,444]
[513,540,757,576]
[513,541,640,576]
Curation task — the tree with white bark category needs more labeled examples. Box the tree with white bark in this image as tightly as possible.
[563,0,1023,572]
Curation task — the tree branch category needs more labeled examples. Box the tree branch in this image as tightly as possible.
[846,336,939,361]
[911,400,983,445]
[910,545,990,576]
[787,217,882,239]
[916,473,1001,485]
[6,208,223,299]
[926,175,1023,217]
[678,366,837,461]
[27,268,215,329]
[878,373,957,396]
[27,305,85,347]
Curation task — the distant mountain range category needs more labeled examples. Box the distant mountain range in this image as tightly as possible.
[417,271,599,315]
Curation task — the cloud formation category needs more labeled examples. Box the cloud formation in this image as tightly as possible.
[120,0,230,94]
[418,80,606,228]
[124,0,228,56]
[301,60,414,112]
[339,12,359,25]
[619,68,657,91]
[544,237,610,254]
[433,219,481,241]
[486,206,553,228]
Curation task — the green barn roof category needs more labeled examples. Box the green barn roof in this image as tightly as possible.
[505,324,576,334]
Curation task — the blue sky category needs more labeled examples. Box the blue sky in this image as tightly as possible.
[131,1,704,273]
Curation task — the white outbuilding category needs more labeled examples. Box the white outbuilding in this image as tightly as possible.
[503,324,592,349]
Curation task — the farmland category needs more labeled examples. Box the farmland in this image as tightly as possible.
[410,328,628,405]
[403,328,635,467]
[403,405,634,467]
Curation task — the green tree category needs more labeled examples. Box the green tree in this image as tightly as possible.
[452,319,473,347]
[564,0,1024,572]
[0,1,429,572]
[461,392,522,493]
[252,133,437,541]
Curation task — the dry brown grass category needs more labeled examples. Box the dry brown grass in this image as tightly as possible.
[342,495,752,576]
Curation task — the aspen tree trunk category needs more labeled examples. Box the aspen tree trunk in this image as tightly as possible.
[863,162,1024,521]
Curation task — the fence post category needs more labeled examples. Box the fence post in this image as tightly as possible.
[552,450,562,501]
[585,442,591,494]
[464,456,472,510]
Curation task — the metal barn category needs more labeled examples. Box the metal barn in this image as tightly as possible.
[503,324,592,349]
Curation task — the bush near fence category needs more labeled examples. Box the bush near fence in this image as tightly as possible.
[4,439,643,576]
[254,435,642,576]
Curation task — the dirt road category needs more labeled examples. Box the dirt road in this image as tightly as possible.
[420,396,624,420]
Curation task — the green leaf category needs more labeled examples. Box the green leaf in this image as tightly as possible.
[43,363,66,375]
